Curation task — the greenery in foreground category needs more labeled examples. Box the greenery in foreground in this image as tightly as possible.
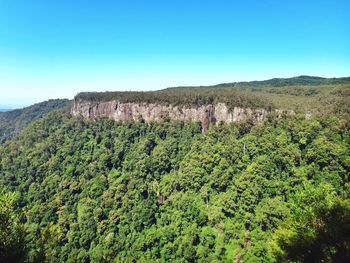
[0,109,349,262]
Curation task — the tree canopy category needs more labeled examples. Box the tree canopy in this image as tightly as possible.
[0,109,349,262]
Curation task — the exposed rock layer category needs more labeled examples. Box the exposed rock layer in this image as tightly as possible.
[71,100,288,131]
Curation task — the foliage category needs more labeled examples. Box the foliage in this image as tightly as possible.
[75,76,350,116]
[0,191,27,262]
[0,109,349,262]
[211,75,350,88]
[76,88,274,111]
[270,183,350,262]
[0,99,70,144]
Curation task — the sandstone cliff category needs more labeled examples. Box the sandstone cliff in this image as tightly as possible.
[71,99,293,131]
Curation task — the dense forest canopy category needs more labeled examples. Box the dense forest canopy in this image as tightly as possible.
[76,76,350,116]
[208,75,350,88]
[0,99,70,144]
[0,107,349,262]
[76,88,274,111]
[0,77,350,262]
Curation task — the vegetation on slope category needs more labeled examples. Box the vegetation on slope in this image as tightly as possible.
[75,76,350,115]
[76,88,274,111]
[0,191,26,262]
[0,99,70,144]
[210,75,350,88]
[0,110,349,262]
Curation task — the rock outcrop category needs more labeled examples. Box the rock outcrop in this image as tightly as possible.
[71,100,288,131]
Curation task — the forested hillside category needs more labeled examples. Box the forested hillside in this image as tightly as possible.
[209,75,350,88]
[1,108,349,262]
[0,99,70,144]
[76,76,350,116]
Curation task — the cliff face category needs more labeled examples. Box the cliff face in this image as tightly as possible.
[71,100,286,131]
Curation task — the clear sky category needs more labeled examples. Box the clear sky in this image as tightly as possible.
[0,0,349,108]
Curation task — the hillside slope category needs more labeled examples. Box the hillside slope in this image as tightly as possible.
[0,110,349,262]
[0,99,70,144]
[75,76,350,116]
[73,76,350,132]
[207,75,350,88]
[0,77,350,262]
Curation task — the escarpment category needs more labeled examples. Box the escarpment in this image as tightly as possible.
[71,99,292,131]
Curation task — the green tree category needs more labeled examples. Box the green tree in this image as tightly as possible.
[0,191,26,263]
[270,183,350,262]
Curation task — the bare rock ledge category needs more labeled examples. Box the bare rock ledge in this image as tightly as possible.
[71,100,293,132]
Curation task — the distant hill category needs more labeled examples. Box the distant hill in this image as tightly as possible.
[235,75,350,87]
[0,99,70,144]
[169,75,350,89]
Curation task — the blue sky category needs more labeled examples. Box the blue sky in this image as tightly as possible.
[0,0,349,108]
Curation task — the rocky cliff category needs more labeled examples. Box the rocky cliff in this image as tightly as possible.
[71,99,292,131]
